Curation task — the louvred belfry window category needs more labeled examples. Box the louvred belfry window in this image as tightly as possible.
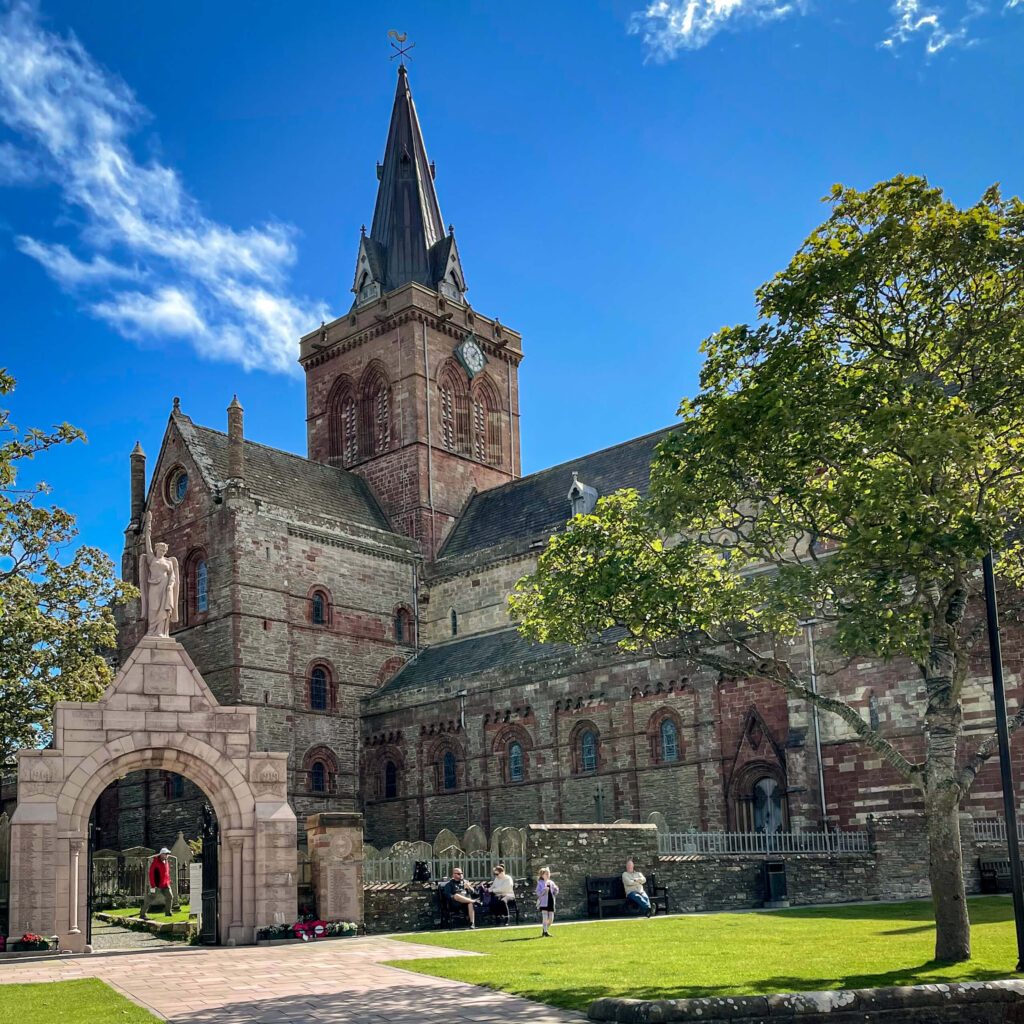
[375,384,390,453]
[473,396,486,461]
[342,397,358,466]
[453,390,471,455]
[440,382,454,450]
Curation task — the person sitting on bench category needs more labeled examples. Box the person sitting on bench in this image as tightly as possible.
[443,867,480,928]
[622,858,654,917]
[484,864,515,923]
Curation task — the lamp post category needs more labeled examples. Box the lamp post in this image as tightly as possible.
[982,549,1024,971]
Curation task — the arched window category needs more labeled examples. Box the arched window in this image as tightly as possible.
[443,750,457,790]
[311,592,326,626]
[310,667,328,711]
[328,378,359,468]
[439,365,470,455]
[196,560,208,612]
[752,777,785,834]
[508,742,523,783]
[581,731,597,772]
[660,719,678,763]
[471,377,502,467]
[360,365,392,457]
[450,609,458,636]
[394,606,413,645]
[311,761,326,793]
[384,760,397,799]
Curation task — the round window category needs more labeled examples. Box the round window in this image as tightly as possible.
[167,467,188,505]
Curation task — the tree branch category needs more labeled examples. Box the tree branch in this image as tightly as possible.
[957,703,1024,796]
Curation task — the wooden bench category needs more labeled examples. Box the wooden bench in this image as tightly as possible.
[585,874,669,919]
[979,858,1013,894]
[436,883,520,928]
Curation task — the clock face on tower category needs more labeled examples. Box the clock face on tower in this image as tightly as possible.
[455,335,488,379]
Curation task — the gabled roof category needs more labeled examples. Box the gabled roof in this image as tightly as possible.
[173,413,392,533]
[435,426,676,565]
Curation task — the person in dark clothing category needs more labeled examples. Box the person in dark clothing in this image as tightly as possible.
[442,867,480,928]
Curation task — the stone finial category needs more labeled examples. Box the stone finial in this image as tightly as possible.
[172,397,181,412]
[130,442,146,523]
[228,395,244,482]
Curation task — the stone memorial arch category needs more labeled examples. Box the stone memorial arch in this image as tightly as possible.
[7,636,298,951]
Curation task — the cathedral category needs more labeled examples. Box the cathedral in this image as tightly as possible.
[112,66,1017,851]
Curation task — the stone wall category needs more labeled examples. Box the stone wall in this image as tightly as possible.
[363,883,438,934]
[526,823,660,920]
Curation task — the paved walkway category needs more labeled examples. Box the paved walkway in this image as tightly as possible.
[0,935,584,1023]
[89,919,182,952]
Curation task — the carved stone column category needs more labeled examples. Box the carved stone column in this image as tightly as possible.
[68,839,84,935]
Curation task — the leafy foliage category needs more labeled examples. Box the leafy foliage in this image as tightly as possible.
[510,177,1024,961]
[0,369,135,766]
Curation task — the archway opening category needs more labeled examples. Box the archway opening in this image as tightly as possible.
[87,768,222,948]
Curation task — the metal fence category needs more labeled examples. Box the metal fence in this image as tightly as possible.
[364,850,526,884]
[657,830,871,856]
[972,819,1024,844]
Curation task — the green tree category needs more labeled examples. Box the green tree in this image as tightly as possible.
[510,177,1024,963]
[0,369,134,767]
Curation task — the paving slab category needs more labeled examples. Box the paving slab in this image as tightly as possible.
[0,935,584,1023]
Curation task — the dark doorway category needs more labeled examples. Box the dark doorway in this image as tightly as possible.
[199,802,219,945]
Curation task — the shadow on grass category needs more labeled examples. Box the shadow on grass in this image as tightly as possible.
[508,962,1022,1012]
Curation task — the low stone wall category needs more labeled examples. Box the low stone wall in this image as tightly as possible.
[588,980,1024,1023]
[527,823,660,920]
[654,853,877,912]
[364,814,1000,933]
[363,883,437,934]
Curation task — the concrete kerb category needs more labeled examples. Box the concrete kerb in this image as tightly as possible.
[587,981,1024,1023]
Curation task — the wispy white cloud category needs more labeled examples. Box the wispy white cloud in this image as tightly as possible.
[629,0,800,59]
[630,0,1019,59]
[0,1,328,374]
[880,0,968,53]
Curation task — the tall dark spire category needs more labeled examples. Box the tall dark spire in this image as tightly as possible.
[352,66,467,307]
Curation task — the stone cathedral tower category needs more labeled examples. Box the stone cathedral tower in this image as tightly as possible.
[302,66,523,558]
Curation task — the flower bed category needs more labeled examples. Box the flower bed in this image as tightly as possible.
[0,932,57,958]
[256,919,358,945]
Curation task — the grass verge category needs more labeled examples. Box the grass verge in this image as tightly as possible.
[0,979,160,1023]
[102,903,192,923]
[387,896,1024,1012]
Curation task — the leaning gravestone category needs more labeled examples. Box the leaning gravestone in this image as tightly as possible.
[647,811,668,833]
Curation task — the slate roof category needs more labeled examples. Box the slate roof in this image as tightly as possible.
[372,625,627,698]
[436,426,676,563]
[369,66,448,291]
[178,416,392,533]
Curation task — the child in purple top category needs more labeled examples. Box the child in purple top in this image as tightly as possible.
[535,867,559,937]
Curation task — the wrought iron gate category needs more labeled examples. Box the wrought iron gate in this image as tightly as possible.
[199,803,219,945]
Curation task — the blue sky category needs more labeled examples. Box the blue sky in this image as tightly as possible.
[2,0,1023,568]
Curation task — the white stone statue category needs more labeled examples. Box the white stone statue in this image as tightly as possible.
[139,510,179,637]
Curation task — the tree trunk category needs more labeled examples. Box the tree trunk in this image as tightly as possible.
[926,793,971,961]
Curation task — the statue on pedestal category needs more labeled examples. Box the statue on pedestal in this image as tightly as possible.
[139,510,179,637]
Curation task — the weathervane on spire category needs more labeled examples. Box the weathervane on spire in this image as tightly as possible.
[388,30,415,67]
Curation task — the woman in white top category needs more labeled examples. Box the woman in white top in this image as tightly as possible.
[486,864,515,924]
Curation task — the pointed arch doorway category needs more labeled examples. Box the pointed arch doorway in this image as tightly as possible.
[7,636,297,952]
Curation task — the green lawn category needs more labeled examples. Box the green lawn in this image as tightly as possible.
[101,902,192,923]
[0,979,160,1023]
[388,896,1024,1012]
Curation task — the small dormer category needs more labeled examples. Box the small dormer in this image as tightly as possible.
[568,472,599,516]
[352,229,384,309]
[431,228,466,305]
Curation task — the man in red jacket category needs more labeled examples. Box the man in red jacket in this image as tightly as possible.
[139,847,174,920]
